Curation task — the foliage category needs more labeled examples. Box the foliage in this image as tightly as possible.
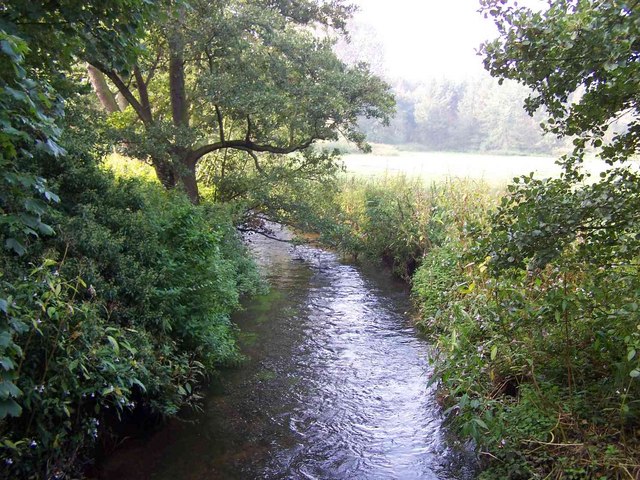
[0,0,158,255]
[0,0,156,76]
[401,2,640,477]
[0,123,261,477]
[289,174,498,279]
[1,0,387,477]
[0,30,62,257]
[480,0,640,165]
[298,159,640,476]
[417,232,640,478]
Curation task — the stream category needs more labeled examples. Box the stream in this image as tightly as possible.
[101,225,474,479]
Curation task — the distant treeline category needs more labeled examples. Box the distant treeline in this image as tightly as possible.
[359,76,569,154]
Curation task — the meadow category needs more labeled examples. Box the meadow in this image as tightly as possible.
[342,147,610,184]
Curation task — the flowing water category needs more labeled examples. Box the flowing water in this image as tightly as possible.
[101,226,474,479]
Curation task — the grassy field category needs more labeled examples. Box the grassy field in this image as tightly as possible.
[342,148,609,184]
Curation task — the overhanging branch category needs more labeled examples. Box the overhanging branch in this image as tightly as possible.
[190,138,315,163]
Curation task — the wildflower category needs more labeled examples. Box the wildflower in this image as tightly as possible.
[29,440,37,448]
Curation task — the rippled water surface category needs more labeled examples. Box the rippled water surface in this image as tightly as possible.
[102,227,473,479]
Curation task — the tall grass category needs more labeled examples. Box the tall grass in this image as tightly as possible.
[316,175,500,279]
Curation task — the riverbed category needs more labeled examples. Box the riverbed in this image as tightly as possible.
[100,225,474,479]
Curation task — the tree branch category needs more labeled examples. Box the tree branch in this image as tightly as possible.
[190,138,315,163]
[245,115,253,142]
[237,227,297,243]
[236,147,264,174]
[134,65,153,123]
[90,61,152,124]
[215,105,225,142]
[145,49,163,85]
[86,63,120,113]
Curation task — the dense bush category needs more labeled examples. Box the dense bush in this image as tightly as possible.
[0,111,261,478]
[412,173,640,477]
[313,175,497,279]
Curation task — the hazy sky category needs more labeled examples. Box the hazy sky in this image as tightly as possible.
[350,0,500,81]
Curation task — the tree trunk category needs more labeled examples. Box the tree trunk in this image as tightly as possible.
[115,92,129,110]
[86,63,120,113]
[168,5,189,127]
[167,3,196,203]
[152,159,178,190]
[179,158,200,205]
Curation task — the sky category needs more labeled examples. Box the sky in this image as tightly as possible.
[348,0,506,81]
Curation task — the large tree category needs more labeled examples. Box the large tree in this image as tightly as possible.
[88,0,394,204]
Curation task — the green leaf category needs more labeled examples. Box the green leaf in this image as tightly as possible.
[35,139,66,157]
[3,439,19,450]
[473,417,489,430]
[0,357,15,371]
[44,190,60,203]
[490,345,498,361]
[4,238,26,256]
[0,398,22,419]
[0,380,22,400]
[37,222,55,236]
[130,378,146,392]
[630,369,640,378]
[0,39,21,60]
[0,332,12,348]
[107,335,120,355]
[23,198,46,215]
[628,349,637,361]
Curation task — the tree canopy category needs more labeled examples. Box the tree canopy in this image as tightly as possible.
[478,0,640,272]
[88,0,394,203]
[0,0,155,255]
[480,0,639,164]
